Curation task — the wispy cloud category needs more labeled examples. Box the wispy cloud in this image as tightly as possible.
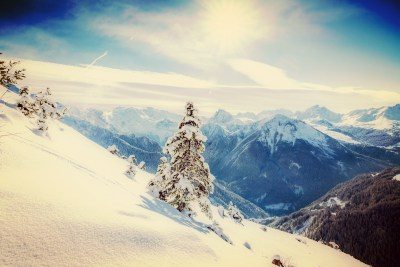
[8,57,400,115]
[228,58,400,102]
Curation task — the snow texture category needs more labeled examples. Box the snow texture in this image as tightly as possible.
[0,94,367,266]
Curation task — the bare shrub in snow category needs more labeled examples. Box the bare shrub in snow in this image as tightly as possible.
[161,102,214,219]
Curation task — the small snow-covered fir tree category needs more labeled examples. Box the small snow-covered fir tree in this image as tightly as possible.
[17,87,34,116]
[138,161,146,171]
[125,154,137,178]
[0,54,25,100]
[127,155,137,165]
[161,102,214,218]
[227,201,244,223]
[148,157,171,198]
[32,88,63,132]
[107,144,120,156]
[17,87,65,131]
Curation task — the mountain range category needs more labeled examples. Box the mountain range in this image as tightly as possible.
[64,104,400,216]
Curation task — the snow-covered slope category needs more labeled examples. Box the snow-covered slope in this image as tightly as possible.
[0,98,366,266]
[340,105,400,131]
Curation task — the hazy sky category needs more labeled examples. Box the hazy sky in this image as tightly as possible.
[1,0,400,115]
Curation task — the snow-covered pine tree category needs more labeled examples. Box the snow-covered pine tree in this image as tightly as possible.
[107,145,120,156]
[227,201,244,223]
[138,161,146,171]
[33,88,57,132]
[148,157,171,198]
[17,87,34,116]
[0,53,25,100]
[127,155,137,165]
[161,102,214,218]
[125,155,137,178]
[18,87,66,131]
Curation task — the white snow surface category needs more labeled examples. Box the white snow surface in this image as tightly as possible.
[340,106,395,131]
[309,123,360,144]
[393,174,400,182]
[0,97,366,266]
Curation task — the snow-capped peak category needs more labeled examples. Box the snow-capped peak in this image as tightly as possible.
[209,109,234,124]
[296,105,342,123]
[258,115,332,154]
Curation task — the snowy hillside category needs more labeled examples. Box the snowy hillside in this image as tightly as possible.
[0,97,367,266]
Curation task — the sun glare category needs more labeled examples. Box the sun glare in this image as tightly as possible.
[200,0,261,53]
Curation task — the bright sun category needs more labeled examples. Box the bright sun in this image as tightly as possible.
[200,0,261,53]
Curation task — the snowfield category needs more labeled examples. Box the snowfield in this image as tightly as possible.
[0,95,367,266]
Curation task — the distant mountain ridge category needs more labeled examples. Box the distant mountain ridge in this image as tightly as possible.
[65,104,400,215]
[203,114,396,215]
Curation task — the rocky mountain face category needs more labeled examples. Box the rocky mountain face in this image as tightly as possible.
[203,114,395,215]
[271,167,400,267]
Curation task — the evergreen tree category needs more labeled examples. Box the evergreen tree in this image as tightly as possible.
[127,154,137,165]
[138,161,146,171]
[107,144,120,156]
[17,87,34,116]
[0,53,25,100]
[33,88,60,132]
[161,102,214,218]
[227,201,244,223]
[16,86,66,131]
[148,157,170,198]
[125,155,137,178]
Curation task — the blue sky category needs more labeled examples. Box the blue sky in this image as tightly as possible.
[1,0,399,114]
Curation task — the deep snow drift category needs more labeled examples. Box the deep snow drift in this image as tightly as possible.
[0,95,366,266]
